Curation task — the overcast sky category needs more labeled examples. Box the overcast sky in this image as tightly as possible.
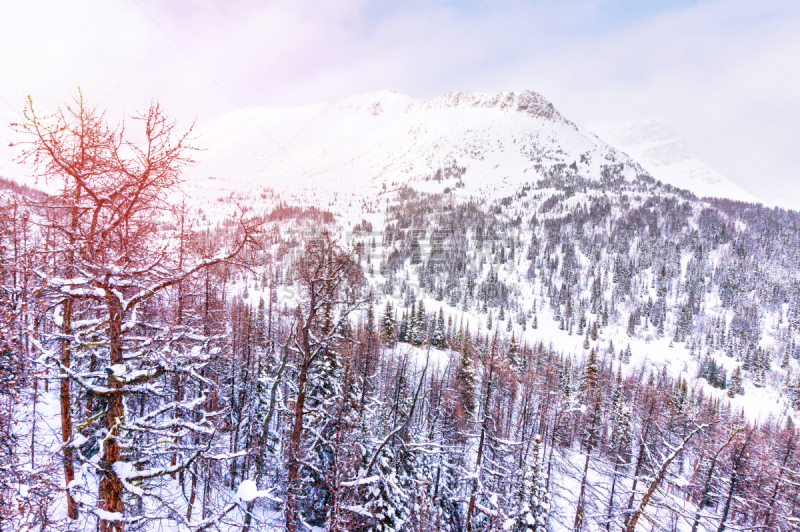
[1,0,798,207]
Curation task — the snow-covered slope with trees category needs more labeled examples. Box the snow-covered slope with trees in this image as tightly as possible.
[2,90,799,532]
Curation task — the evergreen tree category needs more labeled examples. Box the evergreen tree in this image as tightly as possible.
[446,314,454,348]
[383,299,395,344]
[456,326,477,418]
[407,302,417,345]
[580,348,600,401]
[506,434,549,532]
[627,312,636,336]
[432,307,446,348]
[365,447,412,532]
[507,331,520,368]
[728,366,744,397]
[398,311,408,343]
[414,300,426,346]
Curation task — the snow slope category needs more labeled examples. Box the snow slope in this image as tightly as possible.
[586,117,760,204]
[183,90,647,204]
[183,90,788,426]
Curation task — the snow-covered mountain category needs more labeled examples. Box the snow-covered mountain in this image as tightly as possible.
[185,90,762,209]
[586,117,759,204]
[185,90,649,205]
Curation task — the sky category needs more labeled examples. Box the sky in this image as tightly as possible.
[1,0,798,208]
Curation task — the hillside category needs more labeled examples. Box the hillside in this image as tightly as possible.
[2,91,800,532]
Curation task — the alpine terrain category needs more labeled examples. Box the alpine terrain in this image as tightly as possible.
[2,89,800,532]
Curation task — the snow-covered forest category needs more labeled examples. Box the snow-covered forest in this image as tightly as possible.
[3,92,800,532]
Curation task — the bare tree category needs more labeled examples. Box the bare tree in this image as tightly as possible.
[15,91,258,531]
[283,231,367,531]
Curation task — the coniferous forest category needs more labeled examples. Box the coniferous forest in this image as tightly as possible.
[4,95,800,532]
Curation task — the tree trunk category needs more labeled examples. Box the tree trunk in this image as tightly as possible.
[763,430,793,529]
[60,298,78,519]
[717,432,751,532]
[575,395,600,532]
[574,450,592,531]
[99,296,125,532]
[61,186,82,520]
[186,465,197,523]
[466,335,496,532]
[690,428,741,532]
[286,312,313,532]
[606,463,619,531]
[624,426,702,532]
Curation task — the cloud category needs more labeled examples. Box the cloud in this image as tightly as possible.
[0,0,798,207]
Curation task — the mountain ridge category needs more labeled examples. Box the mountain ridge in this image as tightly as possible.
[183,89,761,211]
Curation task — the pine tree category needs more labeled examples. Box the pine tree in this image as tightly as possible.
[414,299,426,346]
[398,311,408,343]
[580,349,600,400]
[407,302,417,345]
[432,307,445,349]
[728,366,744,397]
[561,356,573,400]
[610,369,624,435]
[446,314,454,348]
[456,326,477,418]
[506,434,549,532]
[383,299,395,344]
[487,310,493,331]
[627,312,636,336]
[507,331,520,368]
[365,447,412,532]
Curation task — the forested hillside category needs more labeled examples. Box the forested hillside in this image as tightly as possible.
[2,94,800,532]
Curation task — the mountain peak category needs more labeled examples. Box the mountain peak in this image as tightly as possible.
[416,90,565,121]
